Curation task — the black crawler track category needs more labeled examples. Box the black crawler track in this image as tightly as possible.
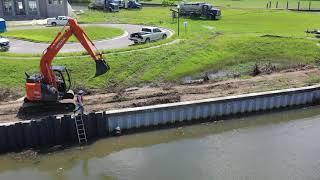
[17,102,76,120]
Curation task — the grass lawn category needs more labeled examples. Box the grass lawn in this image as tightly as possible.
[141,0,320,10]
[2,26,124,43]
[1,6,320,93]
[78,7,320,36]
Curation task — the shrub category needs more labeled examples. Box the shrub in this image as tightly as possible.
[161,0,176,6]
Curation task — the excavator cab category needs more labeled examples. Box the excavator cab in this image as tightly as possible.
[25,66,73,103]
[52,66,73,99]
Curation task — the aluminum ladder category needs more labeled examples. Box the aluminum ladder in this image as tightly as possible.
[74,114,88,145]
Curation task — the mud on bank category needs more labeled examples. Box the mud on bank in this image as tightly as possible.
[0,67,320,123]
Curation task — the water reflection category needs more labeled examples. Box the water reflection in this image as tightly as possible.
[1,106,320,180]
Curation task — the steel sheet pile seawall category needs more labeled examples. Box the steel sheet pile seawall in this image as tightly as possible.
[106,85,320,131]
[0,85,320,153]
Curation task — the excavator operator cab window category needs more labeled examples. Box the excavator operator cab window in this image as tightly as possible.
[52,66,71,94]
[64,68,72,91]
[54,70,66,93]
[54,71,64,83]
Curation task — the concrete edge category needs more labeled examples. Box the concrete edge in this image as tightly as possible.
[104,84,320,114]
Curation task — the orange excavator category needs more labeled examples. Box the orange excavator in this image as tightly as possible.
[23,18,109,112]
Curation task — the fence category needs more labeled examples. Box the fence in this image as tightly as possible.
[266,0,320,11]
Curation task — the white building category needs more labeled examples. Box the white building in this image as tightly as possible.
[0,0,69,20]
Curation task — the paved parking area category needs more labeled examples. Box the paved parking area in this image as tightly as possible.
[7,24,173,54]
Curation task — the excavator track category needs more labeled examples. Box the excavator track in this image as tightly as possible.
[18,101,75,119]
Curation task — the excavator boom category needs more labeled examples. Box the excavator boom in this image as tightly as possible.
[25,17,109,105]
[40,18,109,87]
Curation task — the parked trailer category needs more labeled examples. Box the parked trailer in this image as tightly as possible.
[179,2,221,20]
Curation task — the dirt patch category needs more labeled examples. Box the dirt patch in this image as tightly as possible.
[251,63,314,76]
[251,63,276,76]
[261,34,290,38]
[0,67,320,122]
[0,88,22,102]
[132,94,181,107]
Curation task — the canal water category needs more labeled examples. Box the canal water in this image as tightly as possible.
[1,106,320,180]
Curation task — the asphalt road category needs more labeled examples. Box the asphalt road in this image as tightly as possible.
[7,24,173,54]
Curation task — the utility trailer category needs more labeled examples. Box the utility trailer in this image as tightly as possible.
[179,2,221,20]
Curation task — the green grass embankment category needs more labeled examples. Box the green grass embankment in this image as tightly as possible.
[2,26,124,43]
[140,0,320,10]
[1,7,320,93]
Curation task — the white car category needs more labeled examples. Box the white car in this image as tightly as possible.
[129,27,168,44]
[47,16,68,26]
[0,36,9,51]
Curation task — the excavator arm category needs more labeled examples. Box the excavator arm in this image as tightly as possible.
[40,18,109,87]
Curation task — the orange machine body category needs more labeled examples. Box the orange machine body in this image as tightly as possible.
[25,17,109,103]
[26,82,42,101]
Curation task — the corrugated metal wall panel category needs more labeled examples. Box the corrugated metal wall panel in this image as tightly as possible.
[104,87,320,132]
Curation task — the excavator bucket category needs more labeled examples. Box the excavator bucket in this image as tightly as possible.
[95,59,110,77]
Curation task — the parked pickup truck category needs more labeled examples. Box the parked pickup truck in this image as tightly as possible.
[0,36,9,51]
[47,16,68,26]
[129,27,168,44]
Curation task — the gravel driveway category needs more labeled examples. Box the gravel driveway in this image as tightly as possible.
[7,24,173,54]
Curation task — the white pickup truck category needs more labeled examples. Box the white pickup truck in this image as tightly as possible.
[47,16,68,26]
[129,27,168,44]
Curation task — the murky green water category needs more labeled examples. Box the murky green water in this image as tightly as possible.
[1,106,320,180]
